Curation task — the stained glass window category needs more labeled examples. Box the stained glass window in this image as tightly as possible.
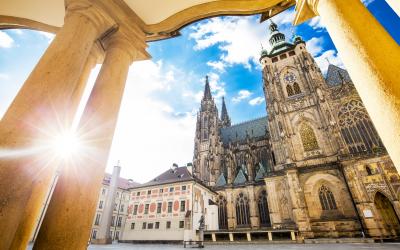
[299,123,319,151]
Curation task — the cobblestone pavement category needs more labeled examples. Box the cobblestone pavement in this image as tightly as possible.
[86,243,400,250]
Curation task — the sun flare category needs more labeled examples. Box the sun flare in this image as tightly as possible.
[51,131,81,159]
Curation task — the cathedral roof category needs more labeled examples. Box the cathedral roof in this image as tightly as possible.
[220,116,268,146]
[325,64,351,86]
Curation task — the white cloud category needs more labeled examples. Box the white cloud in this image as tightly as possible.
[207,60,226,72]
[314,49,345,75]
[249,96,265,106]
[307,17,325,30]
[232,89,252,103]
[306,37,324,56]
[38,31,55,43]
[207,72,226,99]
[361,0,375,6]
[189,9,295,70]
[0,73,9,79]
[0,31,14,48]
[96,60,198,182]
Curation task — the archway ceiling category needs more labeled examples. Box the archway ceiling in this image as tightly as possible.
[0,0,294,41]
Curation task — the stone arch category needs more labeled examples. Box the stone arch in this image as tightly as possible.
[216,195,228,229]
[257,189,271,226]
[373,192,400,236]
[303,173,354,219]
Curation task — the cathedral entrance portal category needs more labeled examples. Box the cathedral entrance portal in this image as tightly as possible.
[374,192,400,237]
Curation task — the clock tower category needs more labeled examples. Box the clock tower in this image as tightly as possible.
[260,22,340,169]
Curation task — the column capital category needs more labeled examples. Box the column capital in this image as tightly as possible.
[65,0,116,36]
[293,0,320,25]
[102,30,150,62]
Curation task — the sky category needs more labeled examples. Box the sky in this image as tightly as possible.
[0,0,399,183]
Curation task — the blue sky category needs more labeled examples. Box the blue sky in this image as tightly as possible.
[0,0,399,181]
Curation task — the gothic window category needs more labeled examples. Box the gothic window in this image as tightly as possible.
[286,84,294,96]
[202,130,208,140]
[203,116,208,127]
[258,190,271,226]
[258,148,268,170]
[299,123,319,152]
[338,100,383,154]
[236,193,251,227]
[293,82,301,94]
[319,185,337,210]
[217,196,228,229]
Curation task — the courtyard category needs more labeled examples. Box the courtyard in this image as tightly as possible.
[84,243,400,250]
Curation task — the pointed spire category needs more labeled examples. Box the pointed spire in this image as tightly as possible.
[220,97,231,127]
[203,75,212,100]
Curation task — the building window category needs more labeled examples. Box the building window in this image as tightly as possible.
[120,204,124,212]
[157,203,162,214]
[279,54,287,60]
[338,100,383,154]
[148,223,154,229]
[180,200,186,212]
[169,187,174,192]
[94,214,101,225]
[166,221,171,229]
[217,196,228,230]
[147,190,151,195]
[258,190,271,226]
[117,216,122,227]
[101,188,106,195]
[133,204,138,215]
[286,84,294,96]
[293,82,301,94]
[182,185,186,191]
[160,188,164,193]
[144,204,149,214]
[142,222,147,229]
[131,223,135,229]
[92,230,97,239]
[236,193,251,227]
[111,216,115,226]
[288,51,296,56]
[179,221,184,228]
[299,123,319,152]
[366,165,373,175]
[168,202,173,213]
[319,185,337,210]
[115,231,119,240]
[110,231,113,239]
[114,203,117,211]
[137,191,140,196]
[98,200,103,209]
[272,57,278,63]
[155,222,160,229]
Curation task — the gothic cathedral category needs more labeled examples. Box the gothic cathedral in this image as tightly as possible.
[193,21,400,240]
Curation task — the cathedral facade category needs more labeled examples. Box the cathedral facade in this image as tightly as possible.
[193,22,400,240]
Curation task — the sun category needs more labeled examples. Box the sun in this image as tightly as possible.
[51,130,81,159]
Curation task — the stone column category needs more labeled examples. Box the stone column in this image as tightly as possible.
[9,45,101,250]
[33,31,148,250]
[225,188,236,229]
[294,0,400,172]
[286,169,313,239]
[0,2,113,249]
[264,177,282,226]
[93,165,121,244]
[247,185,259,228]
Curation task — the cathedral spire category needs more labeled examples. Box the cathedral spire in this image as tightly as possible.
[203,75,212,100]
[220,96,231,127]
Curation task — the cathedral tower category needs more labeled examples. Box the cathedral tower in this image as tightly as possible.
[220,97,231,128]
[260,21,340,169]
[193,76,221,185]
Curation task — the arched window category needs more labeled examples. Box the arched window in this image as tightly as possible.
[258,190,271,226]
[293,82,301,94]
[366,165,373,175]
[338,100,383,154]
[299,123,319,151]
[319,185,337,210]
[217,196,228,229]
[286,85,294,96]
[236,193,250,227]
